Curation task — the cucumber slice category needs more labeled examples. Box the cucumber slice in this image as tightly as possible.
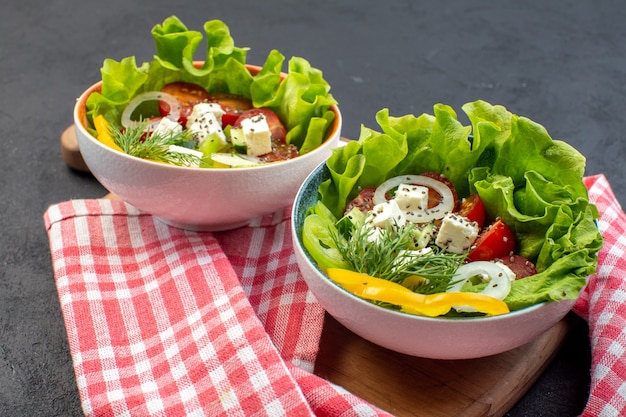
[229,127,247,154]
[210,153,262,168]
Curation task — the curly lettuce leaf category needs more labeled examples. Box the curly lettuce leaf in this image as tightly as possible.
[320,100,602,310]
[251,53,337,151]
[84,15,336,154]
[318,141,367,216]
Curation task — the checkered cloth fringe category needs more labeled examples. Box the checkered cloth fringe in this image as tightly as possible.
[44,174,624,416]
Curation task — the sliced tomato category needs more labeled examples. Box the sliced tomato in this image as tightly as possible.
[234,107,287,143]
[419,172,459,209]
[211,92,254,126]
[499,254,537,279]
[467,218,516,262]
[344,187,377,215]
[456,194,486,229]
[259,143,299,162]
[159,82,212,125]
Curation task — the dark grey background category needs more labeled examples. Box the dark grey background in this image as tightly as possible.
[2,0,624,415]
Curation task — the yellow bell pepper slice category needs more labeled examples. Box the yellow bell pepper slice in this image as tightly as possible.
[326,268,510,317]
[93,115,123,152]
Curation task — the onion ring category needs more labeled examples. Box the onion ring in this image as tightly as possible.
[121,91,182,128]
[447,261,515,312]
[373,175,455,223]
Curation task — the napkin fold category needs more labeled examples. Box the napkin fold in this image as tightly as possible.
[44,174,625,417]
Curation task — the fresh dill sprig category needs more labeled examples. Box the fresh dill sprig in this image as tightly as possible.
[332,222,465,295]
[394,248,466,294]
[110,121,198,166]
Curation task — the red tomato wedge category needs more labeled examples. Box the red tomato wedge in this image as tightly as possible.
[158,83,255,127]
[467,218,516,262]
[456,194,486,229]
[234,108,287,143]
[211,92,254,126]
[159,82,212,125]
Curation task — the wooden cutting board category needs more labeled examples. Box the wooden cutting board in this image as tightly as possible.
[60,125,575,417]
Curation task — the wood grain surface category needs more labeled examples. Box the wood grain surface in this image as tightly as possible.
[315,313,574,417]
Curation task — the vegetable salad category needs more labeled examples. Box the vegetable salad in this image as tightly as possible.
[303,101,603,317]
[84,16,337,168]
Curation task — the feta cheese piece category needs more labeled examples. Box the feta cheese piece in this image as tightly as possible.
[187,111,227,147]
[395,183,429,213]
[167,145,203,167]
[151,116,182,136]
[366,199,406,229]
[240,114,272,156]
[186,102,224,128]
[435,212,480,253]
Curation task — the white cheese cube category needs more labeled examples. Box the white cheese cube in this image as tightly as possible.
[435,212,480,253]
[395,183,429,213]
[151,117,182,136]
[187,112,227,146]
[240,114,272,156]
[186,102,224,128]
[366,200,406,229]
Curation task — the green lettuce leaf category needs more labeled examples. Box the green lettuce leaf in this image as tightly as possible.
[85,15,336,154]
[320,100,602,310]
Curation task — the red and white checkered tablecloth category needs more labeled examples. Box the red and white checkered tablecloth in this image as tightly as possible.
[44,201,392,416]
[44,174,625,416]
[574,175,626,417]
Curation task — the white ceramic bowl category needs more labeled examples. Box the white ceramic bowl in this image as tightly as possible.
[291,163,577,360]
[74,67,341,231]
